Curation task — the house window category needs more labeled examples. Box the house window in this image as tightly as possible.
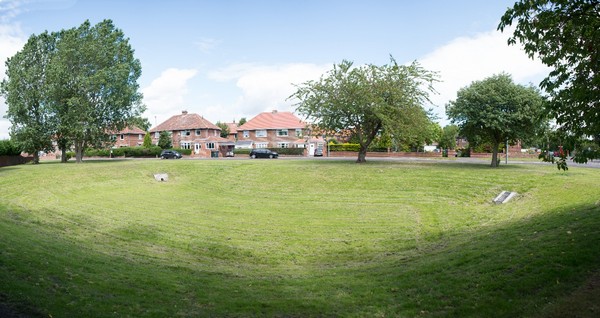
[138,134,143,140]
[256,130,267,137]
[155,132,159,139]
[206,142,216,149]
[120,134,124,140]
[276,129,288,136]
[255,142,268,149]
[183,130,191,136]
[243,130,249,138]
[295,129,302,137]
[195,129,202,136]
[214,130,218,136]
[278,142,289,148]
[181,141,191,149]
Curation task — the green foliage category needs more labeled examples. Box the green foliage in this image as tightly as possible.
[142,133,152,148]
[84,146,163,158]
[216,121,230,138]
[438,125,459,150]
[46,19,144,163]
[268,148,304,156]
[0,139,22,156]
[329,143,361,152]
[172,148,192,156]
[0,32,57,164]
[237,117,247,126]
[157,131,172,149]
[233,148,251,155]
[572,141,600,164]
[499,0,600,139]
[446,73,546,167]
[291,57,438,163]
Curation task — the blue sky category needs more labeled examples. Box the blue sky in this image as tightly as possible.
[0,0,549,138]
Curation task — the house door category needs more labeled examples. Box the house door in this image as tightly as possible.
[194,143,201,154]
[309,143,315,156]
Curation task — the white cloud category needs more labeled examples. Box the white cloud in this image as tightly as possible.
[194,37,221,53]
[207,63,330,119]
[419,27,550,125]
[142,68,198,127]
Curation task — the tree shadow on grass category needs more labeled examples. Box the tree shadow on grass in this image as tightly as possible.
[0,202,599,317]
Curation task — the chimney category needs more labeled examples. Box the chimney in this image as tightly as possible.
[272,110,278,114]
[182,110,188,115]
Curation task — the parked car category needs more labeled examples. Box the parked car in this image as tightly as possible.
[160,150,182,159]
[249,149,278,159]
[314,148,324,157]
[226,151,234,157]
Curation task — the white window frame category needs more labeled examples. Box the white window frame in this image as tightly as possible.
[243,130,249,138]
[183,130,191,136]
[181,141,191,150]
[255,142,268,149]
[276,129,288,137]
[138,134,143,140]
[155,132,159,139]
[278,142,289,148]
[120,134,124,140]
[206,142,216,149]
[256,130,267,137]
[295,129,302,137]
[195,129,202,136]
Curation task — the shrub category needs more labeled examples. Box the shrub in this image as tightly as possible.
[329,143,360,152]
[269,148,304,156]
[233,148,252,155]
[172,148,192,155]
[0,140,22,156]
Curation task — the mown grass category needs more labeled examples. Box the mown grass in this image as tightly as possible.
[0,158,599,317]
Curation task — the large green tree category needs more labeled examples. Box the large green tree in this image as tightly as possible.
[47,20,144,163]
[498,0,599,151]
[215,121,230,138]
[438,125,459,151]
[446,73,546,167]
[290,58,437,163]
[1,32,57,164]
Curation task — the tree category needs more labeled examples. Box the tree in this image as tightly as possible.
[290,57,437,163]
[446,73,546,167]
[216,121,230,138]
[238,117,247,126]
[47,20,144,163]
[498,0,599,158]
[438,125,459,151]
[129,116,151,131]
[157,131,172,149]
[142,133,152,148]
[1,32,57,164]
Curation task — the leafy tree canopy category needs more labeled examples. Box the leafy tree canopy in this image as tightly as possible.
[498,0,599,139]
[1,32,57,163]
[439,125,459,150]
[290,57,438,163]
[446,73,546,167]
[216,121,230,138]
[157,131,172,149]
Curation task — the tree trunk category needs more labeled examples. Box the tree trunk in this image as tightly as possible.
[356,144,368,163]
[32,151,40,164]
[60,146,67,163]
[491,142,500,167]
[74,141,84,163]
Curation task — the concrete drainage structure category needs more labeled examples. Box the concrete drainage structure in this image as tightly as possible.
[493,191,517,204]
[154,173,168,182]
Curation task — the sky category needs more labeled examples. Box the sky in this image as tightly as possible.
[0,0,550,139]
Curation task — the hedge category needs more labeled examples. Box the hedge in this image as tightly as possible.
[233,148,304,156]
[329,143,360,152]
[0,140,22,156]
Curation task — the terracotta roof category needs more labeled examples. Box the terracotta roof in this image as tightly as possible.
[150,111,220,132]
[111,126,145,135]
[238,110,305,130]
[226,122,238,134]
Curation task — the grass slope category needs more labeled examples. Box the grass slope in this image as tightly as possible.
[0,159,599,317]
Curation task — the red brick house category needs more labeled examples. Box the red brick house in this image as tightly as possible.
[237,110,308,149]
[149,111,233,157]
[225,122,238,141]
[112,126,146,147]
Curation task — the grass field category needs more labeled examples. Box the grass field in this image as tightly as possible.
[1,158,599,317]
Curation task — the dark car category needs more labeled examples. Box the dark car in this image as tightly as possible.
[160,150,182,159]
[314,148,324,157]
[249,149,278,159]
